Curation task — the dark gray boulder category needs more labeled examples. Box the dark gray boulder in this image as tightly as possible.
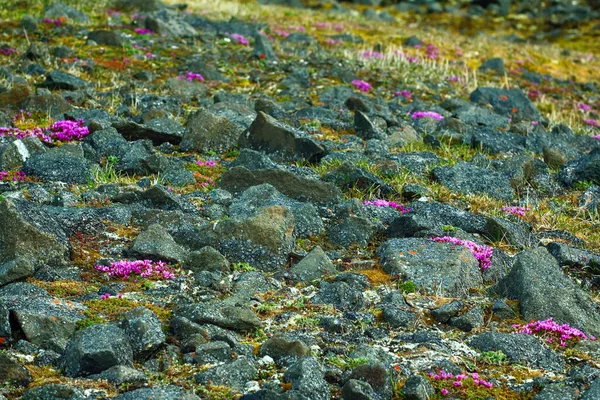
[284,357,330,400]
[131,223,187,263]
[59,323,133,377]
[22,384,87,400]
[312,281,364,311]
[88,30,126,46]
[39,70,88,91]
[113,118,184,145]
[112,386,200,400]
[0,137,46,170]
[194,357,258,390]
[260,335,310,362]
[175,302,262,332]
[22,148,92,184]
[432,161,515,200]
[470,87,541,122]
[88,365,148,386]
[290,246,335,282]
[402,375,435,400]
[181,108,242,153]
[0,353,32,387]
[119,307,165,361]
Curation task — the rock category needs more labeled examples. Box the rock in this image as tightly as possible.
[382,303,417,329]
[253,33,276,60]
[430,300,463,324]
[22,384,86,400]
[131,223,187,263]
[546,242,600,269]
[44,2,90,22]
[479,57,506,74]
[239,111,327,162]
[185,246,230,273]
[347,363,392,399]
[432,161,515,200]
[0,353,32,387]
[559,153,600,187]
[312,281,364,311]
[218,166,343,205]
[450,307,484,332]
[284,357,330,400]
[175,303,262,332]
[354,110,386,140]
[113,119,184,145]
[290,246,335,282]
[533,383,579,400]
[112,386,200,400]
[484,216,537,249]
[323,161,397,198]
[113,0,165,12]
[402,375,434,400]
[191,341,232,363]
[22,148,92,184]
[59,323,133,377]
[119,307,165,361]
[22,93,73,117]
[87,30,125,46]
[0,199,69,278]
[145,11,198,38]
[260,335,310,362]
[39,70,88,91]
[327,199,376,247]
[0,137,46,170]
[469,332,565,371]
[212,205,294,271]
[194,357,258,390]
[581,379,600,400]
[494,247,600,337]
[470,87,541,122]
[181,108,242,153]
[88,365,148,386]
[0,83,32,109]
[342,379,378,400]
[378,238,484,297]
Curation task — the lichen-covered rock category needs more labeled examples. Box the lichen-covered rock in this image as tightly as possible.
[432,161,515,200]
[119,307,165,361]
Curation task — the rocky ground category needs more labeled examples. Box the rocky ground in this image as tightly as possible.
[0,0,600,399]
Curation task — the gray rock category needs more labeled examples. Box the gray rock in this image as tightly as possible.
[495,247,600,336]
[342,379,378,400]
[39,70,88,90]
[378,238,484,297]
[131,223,187,263]
[114,0,165,12]
[253,33,276,60]
[194,357,257,390]
[117,140,160,175]
[322,161,397,198]
[484,216,538,249]
[88,365,148,386]
[260,335,310,362]
[479,57,506,74]
[290,246,335,282]
[470,87,541,122]
[0,137,46,170]
[469,331,565,371]
[22,148,92,184]
[491,299,517,319]
[22,384,86,400]
[312,281,364,311]
[432,161,515,200]
[175,302,262,332]
[284,357,329,400]
[402,375,435,400]
[218,166,342,205]
[382,304,417,329]
[83,127,129,160]
[0,353,32,387]
[88,30,125,46]
[191,341,232,363]
[185,246,230,273]
[354,110,386,140]
[229,148,279,171]
[44,2,89,22]
[430,300,463,324]
[533,383,579,400]
[114,119,184,146]
[59,323,133,377]
[547,242,600,269]
[581,379,600,400]
[239,111,327,162]
[560,153,600,187]
[119,307,165,360]
[181,108,242,153]
[450,307,484,332]
[348,363,393,400]
[112,386,200,400]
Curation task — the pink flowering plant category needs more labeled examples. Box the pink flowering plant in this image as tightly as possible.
[94,259,176,280]
[363,199,411,214]
[431,236,493,270]
[0,119,89,143]
[0,170,26,182]
[426,369,494,398]
[502,205,529,217]
[411,111,444,121]
[177,72,204,82]
[351,80,373,93]
[513,318,596,347]
[230,33,249,45]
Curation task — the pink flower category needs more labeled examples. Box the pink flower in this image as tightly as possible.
[395,90,411,98]
[351,80,373,93]
[584,119,599,127]
[364,199,411,214]
[441,388,449,395]
[579,103,592,111]
[361,50,384,59]
[432,236,493,270]
[411,111,444,121]
[95,259,176,280]
[134,28,153,35]
[230,33,249,45]
[325,39,340,45]
[502,205,529,217]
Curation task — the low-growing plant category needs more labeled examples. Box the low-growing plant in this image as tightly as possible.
[478,350,507,365]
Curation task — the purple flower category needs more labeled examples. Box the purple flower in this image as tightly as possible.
[360,50,384,59]
[441,389,449,396]
[196,159,216,167]
[364,199,411,214]
[395,90,411,98]
[47,119,90,141]
[579,103,592,111]
[177,72,204,82]
[431,236,493,270]
[0,47,16,56]
[351,80,373,93]
[134,28,153,35]
[502,205,529,217]
[584,119,599,127]
[95,259,176,280]
[230,33,249,45]
[411,111,444,121]
[325,39,340,45]
[513,318,592,345]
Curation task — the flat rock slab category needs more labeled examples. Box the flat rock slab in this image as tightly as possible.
[432,161,515,200]
[378,238,484,297]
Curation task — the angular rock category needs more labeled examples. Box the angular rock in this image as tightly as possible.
[354,110,386,140]
[260,335,310,362]
[194,357,257,390]
[581,379,600,400]
[546,242,600,269]
[323,161,397,197]
[342,379,378,400]
[479,57,506,74]
[469,331,565,371]
[88,30,125,46]
[112,386,200,400]
[559,153,600,187]
[378,238,484,297]
[175,303,262,332]
[430,300,463,324]
[312,281,364,311]
[113,119,184,145]
[253,33,276,60]
[39,70,88,91]
[432,161,515,200]
[88,365,148,386]
[470,87,541,122]
[290,246,335,282]
[494,247,600,336]
[239,111,327,162]
[22,384,86,400]
[119,307,165,361]
[181,108,242,153]
[131,223,187,263]
[0,353,32,387]
[218,166,343,205]
[44,2,90,22]
[284,357,329,400]
[59,323,133,377]
[184,246,230,273]
[450,307,484,332]
[484,216,537,250]
[22,148,92,184]
[0,137,46,170]
[402,375,434,400]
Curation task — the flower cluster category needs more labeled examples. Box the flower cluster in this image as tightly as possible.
[195,159,216,167]
[324,38,340,46]
[0,126,52,142]
[230,33,249,45]
[0,170,26,182]
[94,259,176,280]
[513,318,596,347]
[351,80,373,93]
[585,119,599,128]
[100,293,123,300]
[411,111,444,121]
[46,119,90,141]
[0,46,16,56]
[428,370,493,397]
[177,72,204,82]
[363,199,411,214]
[42,17,65,26]
[431,236,493,270]
[425,43,440,60]
[360,50,384,59]
[502,205,529,217]
[579,103,592,112]
[134,28,153,35]
[395,90,411,99]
